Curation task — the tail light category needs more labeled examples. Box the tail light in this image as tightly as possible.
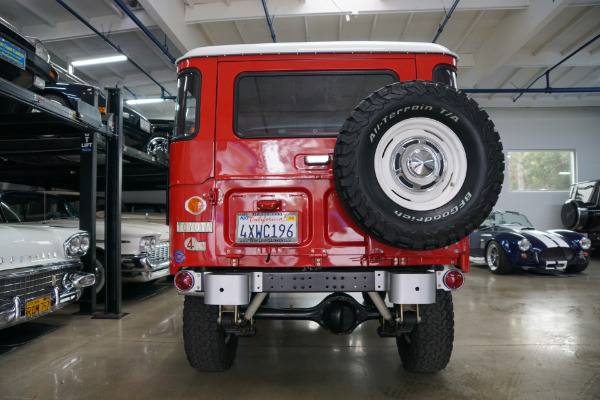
[174,271,195,291]
[443,269,464,290]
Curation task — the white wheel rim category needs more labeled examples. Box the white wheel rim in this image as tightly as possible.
[373,117,467,211]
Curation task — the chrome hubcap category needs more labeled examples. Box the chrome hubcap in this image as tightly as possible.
[374,118,467,211]
[392,138,444,191]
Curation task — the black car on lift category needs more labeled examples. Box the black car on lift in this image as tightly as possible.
[35,82,155,152]
[0,16,58,112]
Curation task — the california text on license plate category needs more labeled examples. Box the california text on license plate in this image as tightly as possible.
[26,295,51,319]
[236,212,298,244]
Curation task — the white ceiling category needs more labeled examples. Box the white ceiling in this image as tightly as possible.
[1,0,599,121]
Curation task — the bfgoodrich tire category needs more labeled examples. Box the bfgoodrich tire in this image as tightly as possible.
[396,290,454,373]
[333,80,504,250]
[183,296,239,372]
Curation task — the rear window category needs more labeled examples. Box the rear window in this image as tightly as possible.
[235,72,396,138]
[173,70,201,140]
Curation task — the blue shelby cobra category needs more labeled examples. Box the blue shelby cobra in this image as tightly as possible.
[469,211,591,274]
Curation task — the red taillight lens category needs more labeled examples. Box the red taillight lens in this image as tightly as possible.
[175,271,194,291]
[443,270,465,290]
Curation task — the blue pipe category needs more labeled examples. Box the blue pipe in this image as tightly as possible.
[433,0,460,43]
[123,85,137,99]
[261,0,277,43]
[512,32,600,101]
[463,87,600,94]
[54,0,173,99]
[112,0,176,64]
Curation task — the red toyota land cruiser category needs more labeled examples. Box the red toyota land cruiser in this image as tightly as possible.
[169,41,504,373]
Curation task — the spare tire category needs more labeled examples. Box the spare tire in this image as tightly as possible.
[561,199,589,230]
[333,80,504,251]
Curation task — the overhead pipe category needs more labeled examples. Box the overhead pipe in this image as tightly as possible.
[112,0,176,64]
[54,0,174,99]
[462,87,600,94]
[261,0,277,43]
[464,33,600,99]
[432,0,460,43]
[511,32,600,102]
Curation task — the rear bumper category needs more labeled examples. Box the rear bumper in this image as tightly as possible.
[121,256,170,282]
[175,267,462,305]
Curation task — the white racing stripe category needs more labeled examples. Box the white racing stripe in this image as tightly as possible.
[525,230,569,248]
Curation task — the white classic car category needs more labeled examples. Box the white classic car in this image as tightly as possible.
[0,223,94,329]
[0,191,170,295]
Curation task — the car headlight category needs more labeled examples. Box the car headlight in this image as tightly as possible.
[65,233,90,258]
[34,40,50,63]
[518,239,531,252]
[139,236,157,253]
[580,237,591,250]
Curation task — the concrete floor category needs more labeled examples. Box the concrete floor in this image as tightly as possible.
[1,258,599,400]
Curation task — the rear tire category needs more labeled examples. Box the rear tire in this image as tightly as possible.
[43,93,71,108]
[396,290,454,372]
[183,296,239,372]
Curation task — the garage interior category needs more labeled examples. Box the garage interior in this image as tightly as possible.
[1,1,599,399]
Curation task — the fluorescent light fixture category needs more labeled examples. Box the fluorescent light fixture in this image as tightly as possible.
[71,55,127,67]
[126,98,165,105]
[558,172,571,175]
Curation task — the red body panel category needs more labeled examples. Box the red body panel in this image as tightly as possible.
[169,52,468,274]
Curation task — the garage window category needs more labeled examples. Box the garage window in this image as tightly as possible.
[234,71,396,138]
[508,150,575,191]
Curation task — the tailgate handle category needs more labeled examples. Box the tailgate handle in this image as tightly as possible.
[257,200,281,210]
[305,155,331,165]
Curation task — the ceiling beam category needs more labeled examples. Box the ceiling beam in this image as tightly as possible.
[233,20,247,44]
[133,31,177,70]
[531,7,593,56]
[453,10,485,52]
[369,14,378,41]
[101,0,126,18]
[560,27,600,56]
[400,13,414,40]
[184,0,529,24]
[137,0,209,54]
[16,1,57,28]
[471,0,574,84]
[22,11,156,42]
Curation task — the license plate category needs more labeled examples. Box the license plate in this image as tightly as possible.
[236,212,298,244]
[26,295,51,319]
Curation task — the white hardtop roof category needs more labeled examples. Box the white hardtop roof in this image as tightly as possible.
[178,41,457,63]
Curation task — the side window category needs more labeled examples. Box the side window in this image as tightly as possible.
[1,202,22,222]
[433,65,457,89]
[173,70,201,140]
[234,72,396,138]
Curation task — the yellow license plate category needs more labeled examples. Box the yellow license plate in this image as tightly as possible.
[26,295,51,318]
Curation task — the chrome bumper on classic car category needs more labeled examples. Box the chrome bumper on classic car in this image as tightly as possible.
[0,262,95,329]
[121,241,170,282]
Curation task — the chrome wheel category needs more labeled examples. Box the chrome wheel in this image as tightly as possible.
[486,243,500,271]
[147,136,169,156]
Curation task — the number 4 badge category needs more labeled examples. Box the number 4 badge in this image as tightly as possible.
[184,237,207,251]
